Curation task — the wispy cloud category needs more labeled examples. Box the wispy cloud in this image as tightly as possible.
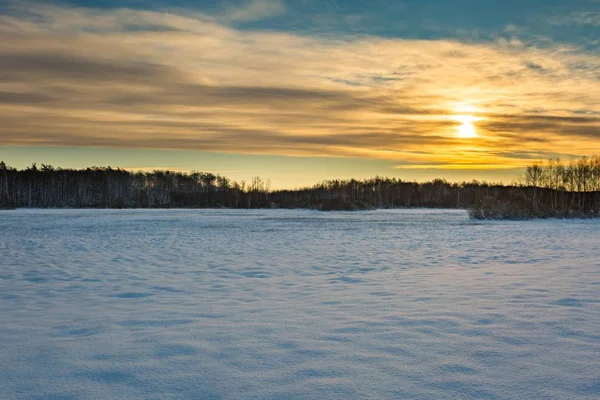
[548,11,600,26]
[225,0,286,22]
[0,3,599,170]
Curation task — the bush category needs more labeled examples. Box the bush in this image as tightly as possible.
[469,193,599,220]
[469,195,537,220]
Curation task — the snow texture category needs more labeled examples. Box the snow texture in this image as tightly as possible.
[1,209,599,399]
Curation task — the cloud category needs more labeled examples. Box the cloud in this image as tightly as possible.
[0,3,599,170]
[480,114,600,139]
[0,52,180,84]
[548,12,600,26]
[225,0,286,22]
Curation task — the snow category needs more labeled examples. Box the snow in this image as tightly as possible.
[1,209,599,399]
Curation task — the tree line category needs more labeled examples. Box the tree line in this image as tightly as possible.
[470,156,600,219]
[0,157,599,218]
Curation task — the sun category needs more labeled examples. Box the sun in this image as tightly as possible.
[454,115,479,138]
[457,122,477,138]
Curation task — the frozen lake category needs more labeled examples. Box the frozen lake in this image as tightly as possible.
[1,209,599,399]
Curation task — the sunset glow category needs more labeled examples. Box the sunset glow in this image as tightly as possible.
[0,0,599,187]
[2,3,600,398]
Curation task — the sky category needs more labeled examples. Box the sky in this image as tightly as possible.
[1,0,599,188]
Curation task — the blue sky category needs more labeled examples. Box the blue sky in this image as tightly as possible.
[26,0,598,39]
[1,0,599,187]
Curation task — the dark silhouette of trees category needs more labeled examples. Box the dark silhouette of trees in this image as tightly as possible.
[0,157,598,218]
[470,157,600,219]
[0,161,16,209]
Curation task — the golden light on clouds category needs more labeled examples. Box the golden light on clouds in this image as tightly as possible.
[0,3,599,174]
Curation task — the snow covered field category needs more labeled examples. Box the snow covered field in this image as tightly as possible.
[1,209,599,399]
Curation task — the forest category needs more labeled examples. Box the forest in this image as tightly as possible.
[1,157,599,219]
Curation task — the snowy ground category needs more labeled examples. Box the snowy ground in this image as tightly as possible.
[1,209,599,399]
